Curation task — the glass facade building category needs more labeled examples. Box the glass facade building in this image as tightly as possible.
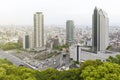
[92,7,109,52]
[66,20,74,45]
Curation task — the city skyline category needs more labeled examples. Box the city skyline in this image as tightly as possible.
[0,0,120,26]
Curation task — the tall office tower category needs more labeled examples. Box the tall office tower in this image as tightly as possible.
[66,20,74,45]
[92,7,109,52]
[23,35,30,49]
[34,12,44,48]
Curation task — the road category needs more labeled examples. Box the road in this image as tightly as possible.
[0,50,36,69]
[36,53,62,70]
[31,52,70,70]
[0,50,70,70]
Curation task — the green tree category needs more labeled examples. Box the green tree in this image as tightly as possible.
[54,44,69,51]
[80,60,103,73]
[106,45,112,50]
[81,62,120,80]
[0,59,37,80]
[1,42,23,50]
[58,69,80,80]
[106,55,120,65]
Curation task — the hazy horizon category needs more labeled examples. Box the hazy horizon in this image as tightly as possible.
[0,0,120,26]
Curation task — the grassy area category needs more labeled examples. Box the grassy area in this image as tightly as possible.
[0,42,22,51]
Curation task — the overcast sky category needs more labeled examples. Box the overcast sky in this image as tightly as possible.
[0,0,120,26]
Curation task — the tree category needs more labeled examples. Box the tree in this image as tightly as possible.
[80,62,120,80]
[0,58,120,80]
[80,60,103,73]
[0,59,37,80]
[106,54,120,65]
[54,44,69,51]
[106,45,112,50]
[0,42,23,50]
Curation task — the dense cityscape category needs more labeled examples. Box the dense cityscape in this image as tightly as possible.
[0,0,120,80]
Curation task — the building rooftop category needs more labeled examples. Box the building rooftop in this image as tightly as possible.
[94,6,108,18]
[36,12,42,14]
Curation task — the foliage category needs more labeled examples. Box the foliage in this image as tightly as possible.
[58,69,80,80]
[0,42,22,50]
[55,45,63,51]
[0,59,81,80]
[0,58,13,65]
[35,68,81,80]
[73,61,79,64]
[106,54,120,65]
[80,62,120,80]
[0,58,120,80]
[106,45,112,50]
[36,68,59,80]
[80,60,103,73]
[0,59,37,80]
[55,44,69,51]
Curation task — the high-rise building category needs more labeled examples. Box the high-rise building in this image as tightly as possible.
[34,12,44,48]
[66,20,74,45]
[23,35,30,49]
[52,36,59,48]
[92,7,109,52]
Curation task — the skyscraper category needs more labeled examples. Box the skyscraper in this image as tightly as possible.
[66,20,74,45]
[34,12,44,48]
[92,7,109,52]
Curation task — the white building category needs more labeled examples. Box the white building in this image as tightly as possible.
[92,7,109,52]
[69,44,81,62]
[34,12,44,48]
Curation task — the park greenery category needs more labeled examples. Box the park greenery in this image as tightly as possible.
[81,62,120,80]
[0,59,37,80]
[106,45,112,50]
[0,42,22,51]
[54,44,69,51]
[0,54,120,80]
[106,54,120,65]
